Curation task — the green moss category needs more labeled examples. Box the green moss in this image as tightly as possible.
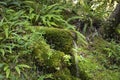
[68,61,93,80]
[39,27,74,54]
[46,50,65,68]
[93,69,120,80]
[33,39,67,71]
[33,27,93,80]
[53,68,80,80]
[33,39,52,65]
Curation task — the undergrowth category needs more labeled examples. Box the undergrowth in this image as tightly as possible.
[0,0,120,80]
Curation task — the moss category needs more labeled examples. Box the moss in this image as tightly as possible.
[33,39,52,65]
[33,39,68,72]
[39,27,74,54]
[46,50,65,68]
[68,63,92,80]
[92,69,120,80]
[53,68,80,80]
[33,27,92,79]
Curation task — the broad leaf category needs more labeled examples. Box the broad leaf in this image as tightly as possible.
[15,66,21,75]
[6,69,10,78]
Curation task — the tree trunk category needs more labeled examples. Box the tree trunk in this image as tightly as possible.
[103,3,120,41]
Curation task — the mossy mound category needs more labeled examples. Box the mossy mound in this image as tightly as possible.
[33,27,91,79]
[32,38,81,79]
[33,39,69,73]
[39,27,74,54]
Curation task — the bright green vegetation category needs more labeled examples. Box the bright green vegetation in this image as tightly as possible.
[0,0,120,80]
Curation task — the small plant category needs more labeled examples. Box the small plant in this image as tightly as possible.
[37,74,53,80]
[63,55,71,65]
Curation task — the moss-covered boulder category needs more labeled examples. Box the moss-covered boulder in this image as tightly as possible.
[39,27,74,54]
[33,27,90,80]
[33,39,69,73]
[32,36,81,79]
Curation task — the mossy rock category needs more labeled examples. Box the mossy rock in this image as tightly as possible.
[33,27,89,79]
[33,39,69,73]
[39,27,74,54]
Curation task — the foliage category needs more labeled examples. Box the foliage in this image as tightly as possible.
[53,68,80,80]
[0,6,44,79]
[103,41,120,66]
[0,0,120,80]
[65,0,119,35]
[37,74,53,80]
[91,38,120,68]
[71,46,98,80]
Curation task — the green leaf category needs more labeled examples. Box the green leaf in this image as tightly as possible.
[6,69,10,78]
[38,74,53,80]
[50,22,58,26]
[35,15,40,22]
[24,1,34,4]
[17,64,31,68]
[76,31,88,46]
[38,75,44,80]
[0,49,5,56]
[29,8,34,14]
[67,16,82,22]
[8,46,12,53]
[0,37,3,40]
[10,1,20,6]
[4,28,9,38]
[0,18,4,26]
[15,66,21,75]
[108,52,112,57]
[4,65,9,71]
[0,2,7,6]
